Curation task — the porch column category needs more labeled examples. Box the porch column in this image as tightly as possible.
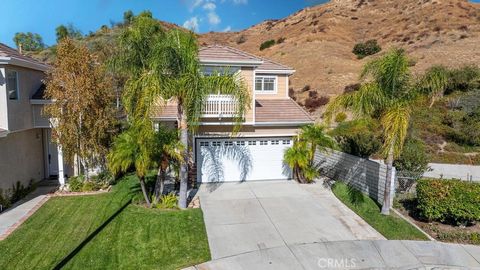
[57,144,65,187]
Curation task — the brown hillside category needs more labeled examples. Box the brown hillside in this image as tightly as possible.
[200,0,480,112]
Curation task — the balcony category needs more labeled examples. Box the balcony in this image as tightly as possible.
[202,94,239,118]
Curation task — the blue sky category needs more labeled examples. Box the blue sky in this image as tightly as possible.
[1,0,479,48]
[0,0,328,48]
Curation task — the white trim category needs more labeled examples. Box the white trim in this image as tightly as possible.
[194,133,297,138]
[255,69,295,75]
[254,75,278,94]
[253,121,313,127]
[0,56,49,72]
[252,69,256,124]
[286,76,289,98]
[30,99,54,105]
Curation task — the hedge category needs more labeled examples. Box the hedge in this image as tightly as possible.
[416,179,480,225]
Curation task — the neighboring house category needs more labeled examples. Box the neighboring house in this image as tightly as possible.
[0,43,68,193]
[155,45,313,182]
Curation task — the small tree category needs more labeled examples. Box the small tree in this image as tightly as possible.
[44,38,115,176]
[284,125,336,183]
[55,24,82,42]
[260,39,276,50]
[13,32,45,52]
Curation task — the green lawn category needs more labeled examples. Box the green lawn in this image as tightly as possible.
[0,175,210,270]
[332,181,429,240]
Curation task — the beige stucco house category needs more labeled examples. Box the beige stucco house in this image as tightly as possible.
[0,43,68,194]
[155,45,313,182]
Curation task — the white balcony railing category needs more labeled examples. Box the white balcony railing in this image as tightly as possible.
[202,94,239,118]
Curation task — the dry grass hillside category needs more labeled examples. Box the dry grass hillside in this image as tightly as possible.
[200,0,480,113]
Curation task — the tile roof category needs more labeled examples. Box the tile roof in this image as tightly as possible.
[0,43,47,69]
[199,45,293,71]
[255,99,313,123]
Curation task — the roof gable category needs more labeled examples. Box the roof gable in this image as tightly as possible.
[0,43,48,71]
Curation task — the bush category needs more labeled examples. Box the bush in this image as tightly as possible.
[416,179,480,225]
[334,112,347,123]
[154,193,178,209]
[301,85,311,92]
[331,119,382,158]
[259,39,275,51]
[343,83,361,93]
[393,138,429,174]
[446,65,480,94]
[352,39,381,59]
[68,175,85,192]
[236,35,247,44]
[304,95,329,112]
[276,37,286,44]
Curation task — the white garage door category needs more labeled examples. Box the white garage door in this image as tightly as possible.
[196,137,293,182]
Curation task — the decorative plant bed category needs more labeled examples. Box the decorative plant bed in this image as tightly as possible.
[395,193,480,245]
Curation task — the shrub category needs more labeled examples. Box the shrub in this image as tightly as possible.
[236,35,246,44]
[259,39,275,51]
[82,181,97,192]
[331,119,382,158]
[301,85,311,92]
[308,90,318,98]
[445,65,480,94]
[304,95,329,112]
[343,83,361,93]
[68,175,85,192]
[352,39,382,59]
[276,37,286,44]
[459,108,480,146]
[288,87,295,98]
[154,193,178,209]
[334,112,347,123]
[416,179,480,225]
[393,138,429,174]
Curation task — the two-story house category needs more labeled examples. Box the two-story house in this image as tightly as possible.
[0,43,68,193]
[154,45,313,183]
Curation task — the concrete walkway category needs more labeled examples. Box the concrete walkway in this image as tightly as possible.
[197,181,384,260]
[0,182,57,240]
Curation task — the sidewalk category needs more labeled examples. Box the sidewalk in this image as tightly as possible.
[0,182,58,240]
[187,240,480,269]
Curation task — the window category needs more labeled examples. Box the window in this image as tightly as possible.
[200,141,209,147]
[248,141,256,146]
[271,140,280,145]
[259,140,268,145]
[236,141,245,146]
[282,140,291,145]
[224,141,234,146]
[212,141,221,147]
[6,70,19,100]
[255,76,276,92]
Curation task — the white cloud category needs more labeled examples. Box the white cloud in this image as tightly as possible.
[183,16,199,32]
[187,0,204,12]
[203,2,216,11]
[207,12,221,25]
[223,26,232,32]
[232,0,247,4]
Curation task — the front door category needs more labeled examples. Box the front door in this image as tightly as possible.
[47,129,59,176]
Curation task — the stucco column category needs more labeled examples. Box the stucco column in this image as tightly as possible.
[57,143,65,187]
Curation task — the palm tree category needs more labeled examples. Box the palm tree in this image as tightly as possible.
[107,122,154,207]
[325,48,418,215]
[112,15,251,208]
[284,124,336,183]
[419,65,449,108]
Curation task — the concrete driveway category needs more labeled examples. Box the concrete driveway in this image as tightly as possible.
[197,180,384,260]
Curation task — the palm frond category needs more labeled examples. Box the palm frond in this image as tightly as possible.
[380,104,411,159]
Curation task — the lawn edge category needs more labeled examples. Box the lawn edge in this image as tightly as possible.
[391,208,436,241]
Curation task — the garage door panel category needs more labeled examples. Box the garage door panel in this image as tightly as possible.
[197,137,292,182]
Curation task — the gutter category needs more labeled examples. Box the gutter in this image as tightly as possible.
[0,56,49,72]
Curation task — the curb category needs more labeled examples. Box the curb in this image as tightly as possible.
[391,208,436,241]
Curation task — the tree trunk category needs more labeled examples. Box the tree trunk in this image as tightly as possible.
[139,176,151,208]
[381,143,395,215]
[178,104,189,209]
[154,166,166,201]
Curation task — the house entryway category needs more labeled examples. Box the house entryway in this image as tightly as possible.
[45,129,59,178]
[195,137,293,182]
